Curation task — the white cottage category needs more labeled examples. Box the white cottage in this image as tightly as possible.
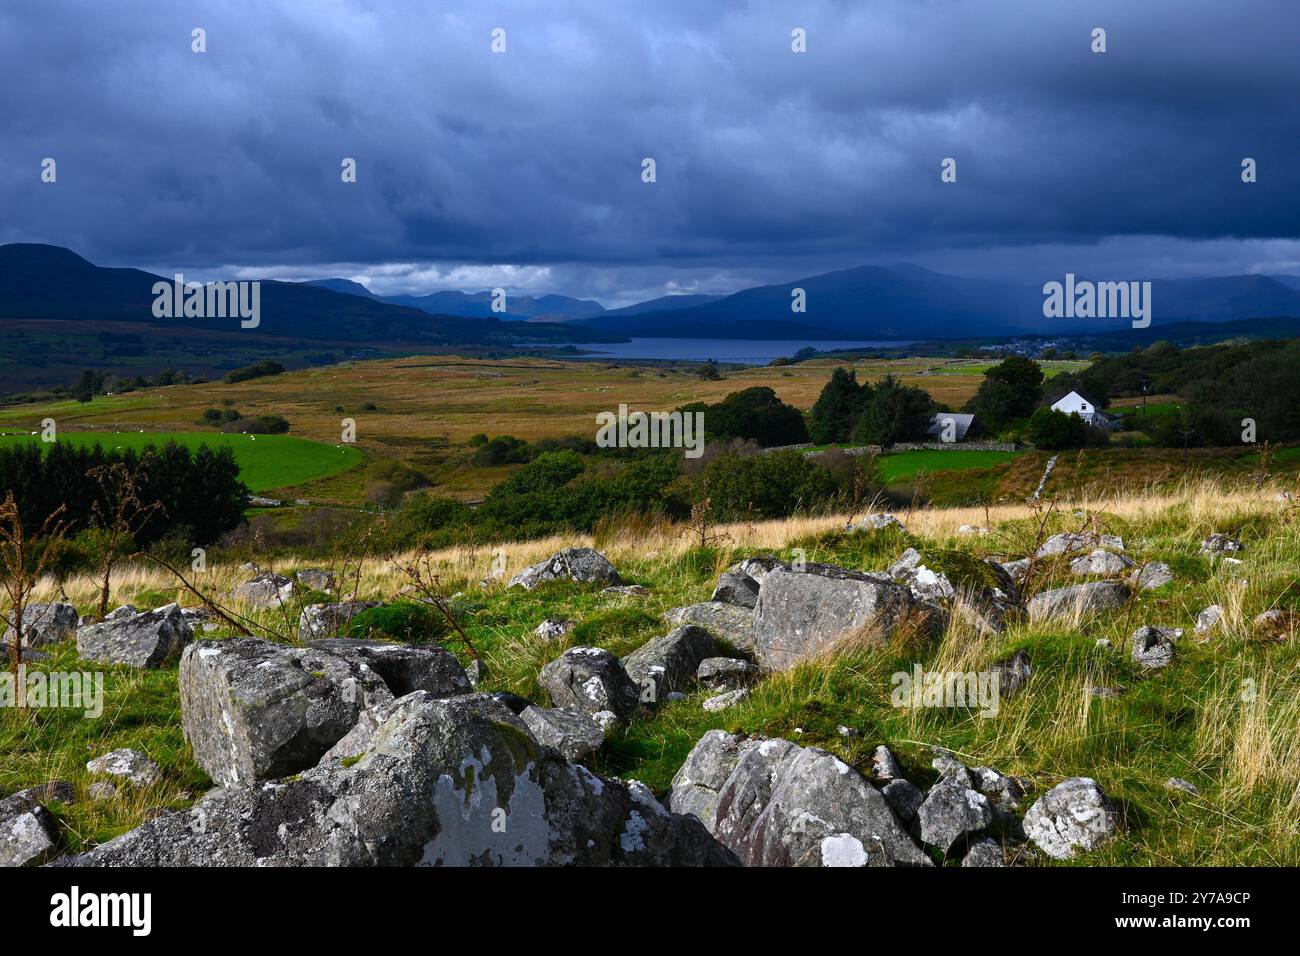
[1051,391,1118,429]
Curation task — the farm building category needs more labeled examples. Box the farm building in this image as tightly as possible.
[1051,390,1120,430]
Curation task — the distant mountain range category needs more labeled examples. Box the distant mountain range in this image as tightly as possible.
[311,263,1300,341]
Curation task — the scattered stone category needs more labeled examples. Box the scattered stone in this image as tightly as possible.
[836,724,859,738]
[958,525,989,536]
[86,748,160,788]
[871,745,904,781]
[508,547,621,590]
[87,782,118,801]
[297,601,382,641]
[882,779,925,824]
[932,751,975,786]
[1253,609,1297,641]
[696,656,759,688]
[1131,562,1175,590]
[0,791,58,867]
[520,705,606,761]
[702,688,749,712]
[998,558,1032,583]
[534,618,574,641]
[726,555,789,585]
[711,570,759,609]
[848,513,907,533]
[917,775,995,855]
[1166,778,1200,796]
[664,602,756,653]
[991,649,1033,697]
[1027,581,1130,623]
[1131,625,1181,669]
[665,691,686,702]
[537,646,640,721]
[3,602,78,649]
[623,625,716,702]
[76,603,192,668]
[295,568,336,592]
[1037,532,1124,557]
[961,837,1007,867]
[1200,533,1242,555]
[59,693,739,867]
[971,766,1028,810]
[465,658,488,688]
[1070,549,1135,577]
[230,572,295,609]
[669,730,930,867]
[752,564,916,671]
[1023,777,1118,859]
[1194,604,1224,637]
[1095,638,1114,651]
[602,584,650,597]
[1088,685,1125,699]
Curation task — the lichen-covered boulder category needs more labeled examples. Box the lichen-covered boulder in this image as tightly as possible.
[57,693,739,867]
[1131,562,1174,590]
[0,791,59,867]
[86,748,160,788]
[696,656,759,689]
[4,602,78,649]
[230,572,295,609]
[1200,533,1242,555]
[295,568,336,592]
[917,775,995,854]
[1027,581,1130,623]
[753,564,916,671]
[726,555,788,585]
[1070,550,1135,577]
[76,604,192,668]
[1037,532,1123,557]
[520,705,606,761]
[537,646,640,721]
[622,625,716,703]
[508,547,620,590]
[669,730,930,867]
[1023,777,1118,860]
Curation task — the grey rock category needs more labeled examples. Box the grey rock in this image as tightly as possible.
[711,570,759,609]
[1166,777,1200,796]
[1023,777,1118,859]
[537,646,640,721]
[178,637,395,787]
[59,693,739,867]
[1131,625,1181,669]
[752,564,915,671]
[602,584,650,597]
[465,658,488,688]
[295,568,336,592]
[104,604,139,621]
[972,766,1028,810]
[1070,549,1135,576]
[932,752,976,787]
[623,625,716,702]
[882,779,925,824]
[86,748,160,788]
[702,688,749,712]
[3,602,78,649]
[1088,685,1125,699]
[1027,581,1130,623]
[991,649,1033,697]
[1253,609,1296,641]
[726,555,789,585]
[958,525,989,536]
[1131,562,1175,590]
[872,745,905,782]
[87,782,118,801]
[848,513,907,533]
[664,602,756,653]
[1037,532,1124,557]
[508,547,621,590]
[76,603,192,668]
[307,638,472,698]
[297,601,382,641]
[0,791,58,867]
[1200,533,1242,555]
[534,618,574,641]
[998,558,1032,583]
[488,691,532,715]
[520,705,606,761]
[669,731,930,867]
[12,781,75,805]
[1195,604,1224,636]
[696,656,759,688]
[961,837,1007,867]
[230,572,295,609]
[1095,638,1114,651]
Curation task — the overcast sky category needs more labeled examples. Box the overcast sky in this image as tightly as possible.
[2,0,1297,305]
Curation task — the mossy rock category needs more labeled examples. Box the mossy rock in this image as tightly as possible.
[345,601,448,643]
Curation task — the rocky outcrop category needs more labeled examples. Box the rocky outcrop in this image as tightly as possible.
[4,602,78,649]
[58,693,738,867]
[76,604,192,668]
[752,564,917,671]
[1027,581,1130,623]
[537,646,640,722]
[1023,777,1118,859]
[622,626,716,702]
[508,548,621,590]
[668,730,930,867]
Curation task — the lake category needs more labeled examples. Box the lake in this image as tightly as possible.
[560,338,916,363]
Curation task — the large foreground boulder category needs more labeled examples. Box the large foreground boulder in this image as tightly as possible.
[77,604,192,668]
[1023,777,1119,859]
[669,730,930,867]
[537,646,640,722]
[4,602,78,649]
[752,565,917,671]
[58,693,739,867]
[180,638,408,787]
[508,547,621,590]
[1027,581,1130,623]
[622,626,716,702]
[663,602,756,653]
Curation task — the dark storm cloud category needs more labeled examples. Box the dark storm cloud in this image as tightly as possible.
[1,0,1297,301]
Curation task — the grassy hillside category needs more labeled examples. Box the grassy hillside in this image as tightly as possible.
[5,479,1298,864]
